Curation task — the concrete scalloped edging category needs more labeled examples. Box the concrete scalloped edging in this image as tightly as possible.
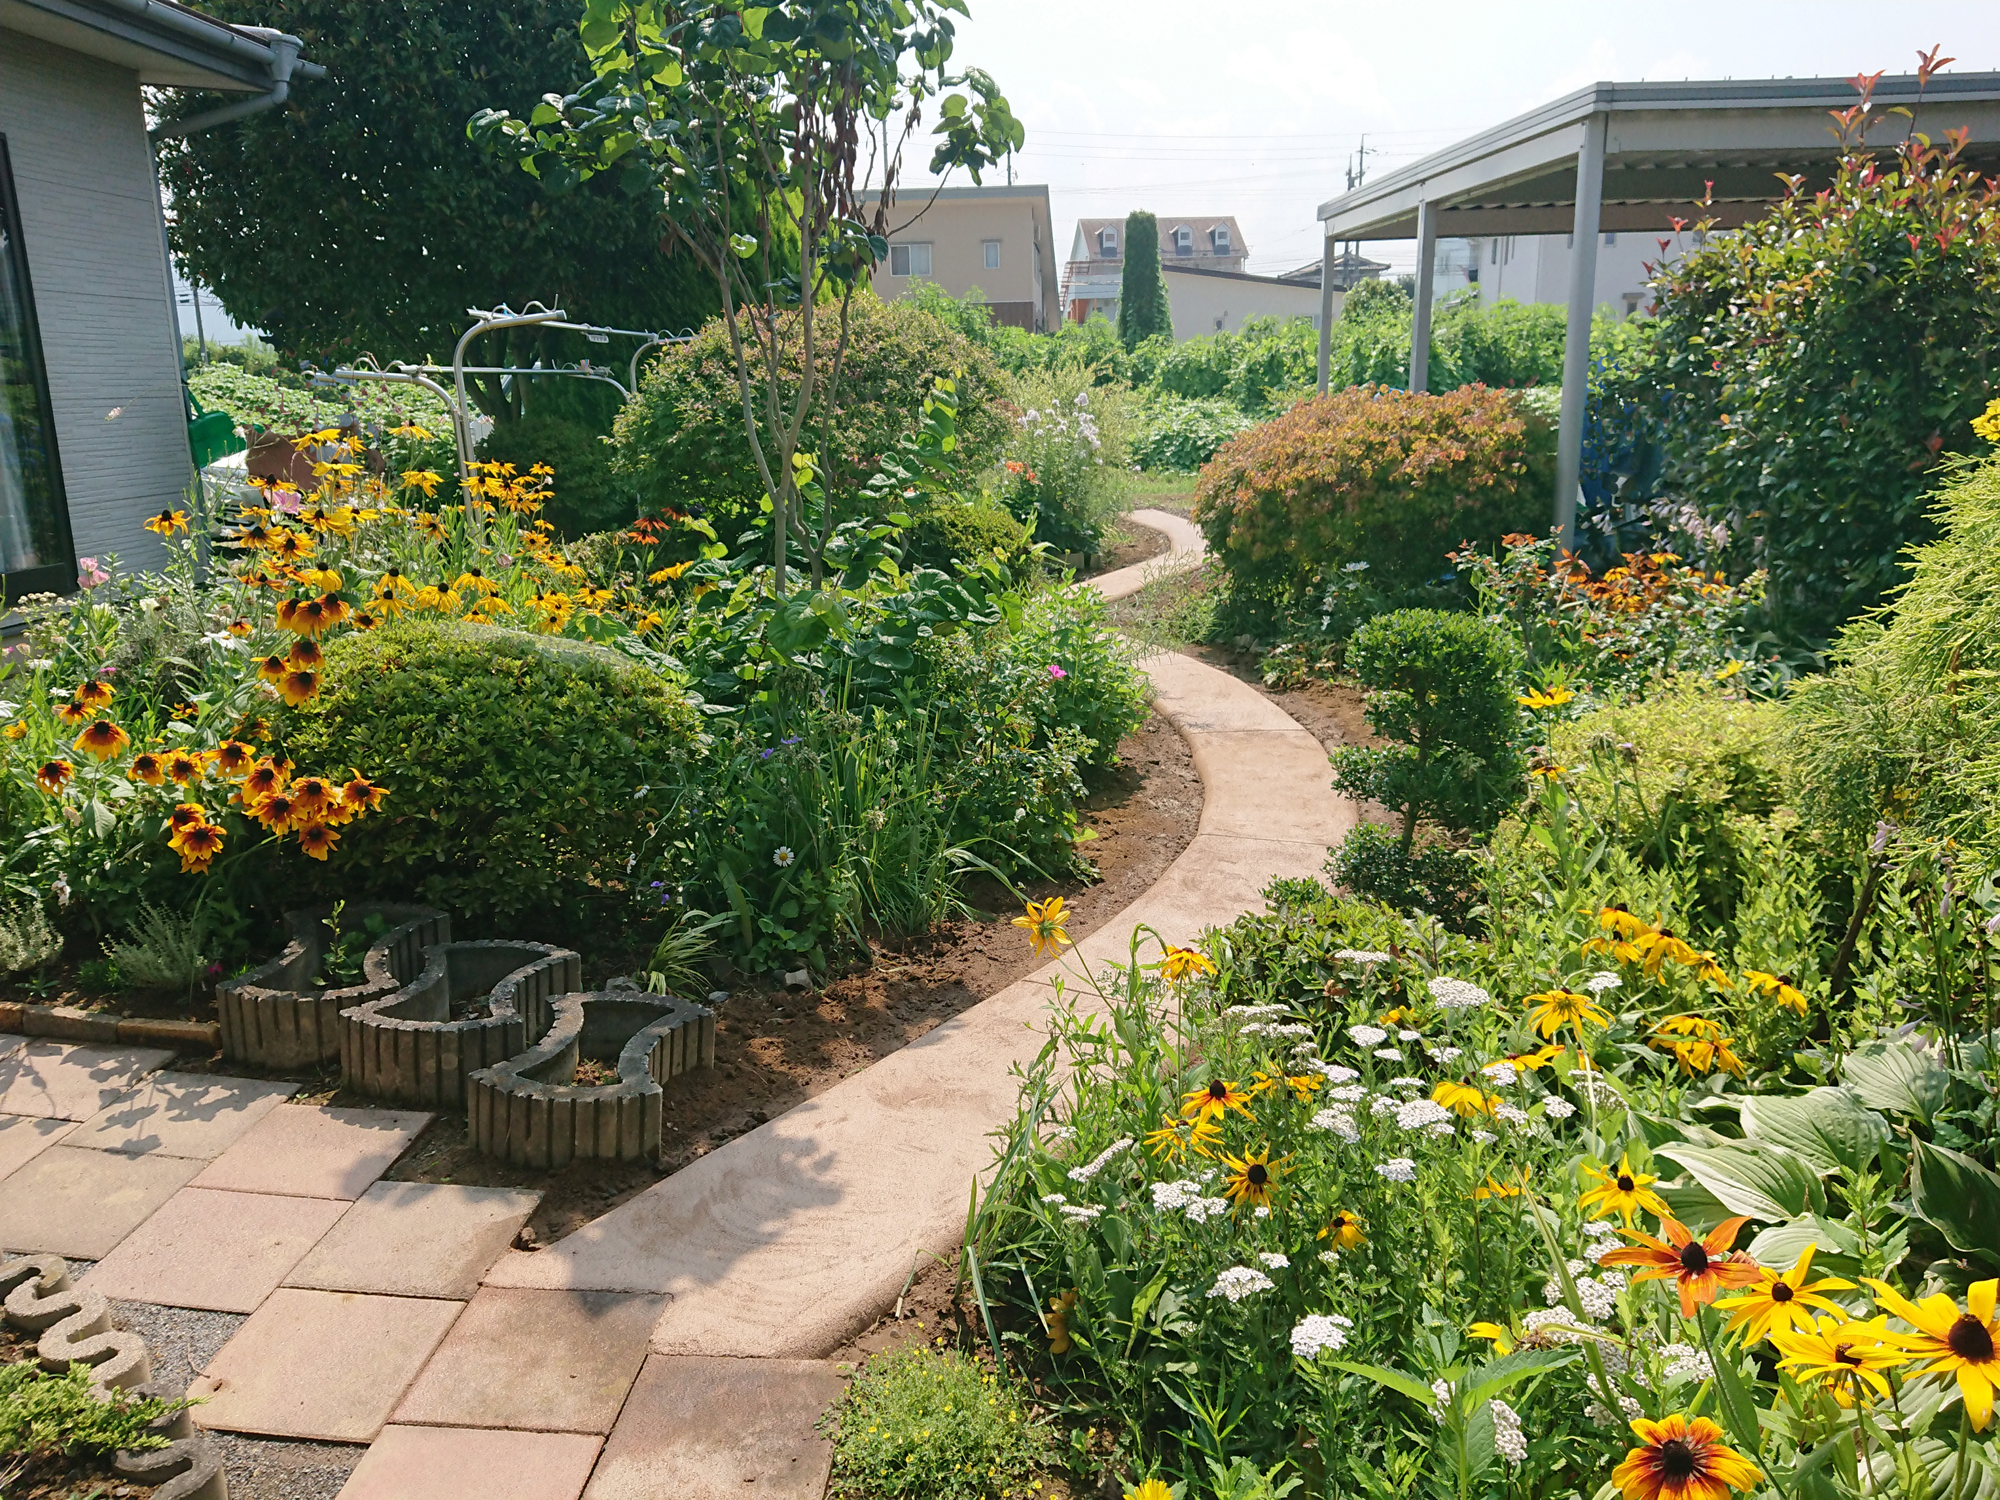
[467,987,715,1169]
[1090,506,1207,602]
[338,940,581,1107]
[217,903,449,1069]
[1,1252,227,1500]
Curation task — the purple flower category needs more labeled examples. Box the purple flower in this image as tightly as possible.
[1047,663,1067,680]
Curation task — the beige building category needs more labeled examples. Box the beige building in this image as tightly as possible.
[1162,263,1334,337]
[1063,213,1249,324]
[869,184,1058,331]
[1,0,318,602]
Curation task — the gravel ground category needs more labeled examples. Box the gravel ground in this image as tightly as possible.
[106,1298,364,1500]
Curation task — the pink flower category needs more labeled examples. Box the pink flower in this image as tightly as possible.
[77,557,109,589]
[1047,663,1067,680]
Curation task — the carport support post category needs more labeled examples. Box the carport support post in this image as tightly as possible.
[1555,111,1608,551]
[1317,233,1336,394]
[1408,198,1438,392]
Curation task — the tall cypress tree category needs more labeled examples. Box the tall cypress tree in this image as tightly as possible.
[1116,211,1173,347]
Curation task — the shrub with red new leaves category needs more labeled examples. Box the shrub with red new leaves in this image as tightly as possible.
[1192,382,1556,604]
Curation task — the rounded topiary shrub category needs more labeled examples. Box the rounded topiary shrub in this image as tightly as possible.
[900,498,1028,573]
[281,620,699,929]
[1193,383,1555,601]
[613,291,1014,516]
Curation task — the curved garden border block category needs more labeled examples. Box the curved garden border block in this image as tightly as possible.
[468,989,715,1169]
[216,904,448,1069]
[339,941,582,1107]
[2,1252,227,1500]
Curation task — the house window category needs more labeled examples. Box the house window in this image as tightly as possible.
[1098,227,1118,257]
[1174,225,1193,254]
[888,241,932,278]
[983,240,1001,270]
[1211,225,1231,254]
[0,135,72,599]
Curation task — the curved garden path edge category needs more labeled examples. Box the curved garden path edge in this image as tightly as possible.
[481,513,1356,1362]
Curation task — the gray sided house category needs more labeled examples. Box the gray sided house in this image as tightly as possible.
[0,0,318,603]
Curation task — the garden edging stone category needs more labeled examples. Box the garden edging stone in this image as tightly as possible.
[478,644,1356,1363]
[1089,507,1206,602]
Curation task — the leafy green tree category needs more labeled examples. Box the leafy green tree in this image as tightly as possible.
[1331,609,1525,856]
[1116,211,1173,347]
[1630,72,2000,639]
[157,0,718,421]
[471,0,1023,592]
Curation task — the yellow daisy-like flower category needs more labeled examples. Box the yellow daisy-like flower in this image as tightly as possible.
[648,561,695,584]
[1011,897,1071,959]
[2,720,26,740]
[1432,1080,1499,1118]
[1508,1042,1566,1071]
[54,700,92,726]
[1770,1313,1910,1407]
[1714,1244,1854,1345]
[1221,1148,1285,1209]
[1863,1276,2000,1430]
[1317,1209,1366,1251]
[253,790,299,834]
[1142,1113,1221,1163]
[1156,944,1216,982]
[340,773,387,814]
[1125,1480,1173,1500]
[163,749,203,785]
[1524,987,1610,1039]
[1742,969,1808,1016]
[1046,1289,1077,1355]
[1596,905,1650,940]
[169,818,224,874]
[72,680,115,709]
[1516,686,1575,712]
[36,758,74,794]
[279,668,320,707]
[1468,1320,1515,1353]
[130,751,167,785]
[1579,1153,1671,1226]
[144,507,189,537]
[296,821,340,860]
[73,718,130,761]
[1611,1413,1762,1500]
[1180,1078,1254,1123]
[212,741,255,778]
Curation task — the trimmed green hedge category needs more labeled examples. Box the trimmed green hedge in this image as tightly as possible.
[282,620,700,928]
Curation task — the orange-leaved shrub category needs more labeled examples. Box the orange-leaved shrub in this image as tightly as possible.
[1192,383,1556,601]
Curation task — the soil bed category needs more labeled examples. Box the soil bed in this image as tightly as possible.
[1082,515,1170,577]
[359,709,1203,1243]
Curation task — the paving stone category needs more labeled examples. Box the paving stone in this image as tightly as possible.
[0,1144,201,1258]
[0,1040,174,1120]
[0,1113,74,1181]
[192,1103,431,1200]
[189,1288,463,1443]
[337,1426,602,1500]
[0,1033,23,1059]
[392,1287,663,1435]
[582,1354,843,1500]
[86,1187,349,1312]
[67,1072,297,1159]
[286,1182,539,1300]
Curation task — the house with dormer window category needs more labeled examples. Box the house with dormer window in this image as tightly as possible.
[1063,214,1249,325]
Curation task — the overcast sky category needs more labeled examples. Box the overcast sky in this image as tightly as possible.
[896,1,2000,275]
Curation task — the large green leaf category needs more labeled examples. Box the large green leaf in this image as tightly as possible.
[1740,1088,1892,1176]
[1840,1041,1951,1124]
[1656,1143,1823,1222]
[1908,1137,2000,1269]
[1744,1215,1863,1276]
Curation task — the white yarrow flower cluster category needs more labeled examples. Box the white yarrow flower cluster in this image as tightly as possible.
[1388,1076,1427,1093]
[1431,1045,1464,1063]
[1374,1047,1405,1062]
[1428,976,1491,1010]
[1289,1312,1353,1359]
[1327,1083,1370,1103]
[1395,1098,1456,1134]
[1150,1179,1232,1223]
[1043,1124,1078,1143]
[1334,949,1392,964]
[1429,1379,1454,1420]
[1375,1157,1417,1182]
[1481,1061,1519,1088]
[1543,1097,1577,1120]
[1490,1399,1527,1465]
[1068,1137,1134,1183]
[1588,1393,1644,1426]
[1314,1063,1361,1085]
[1585,970,1624,993]
[1258,1252,1290,1270]
[1220,1003,1292,1020]
[1492,1102,1530,1127]
[1521,1307,1591,1344]
[1370,1096,1402,1118]
[1242,1022,1313,1039]
[1581,1218,1622,1240]
[1348,1024,1389,1047]
[1310,1109,1360,1143]
[1040,1192,1069,1205]
[1207,1266,1275,1302]
[1662,1342,1715,1383]
[1060,1204,1105,1222]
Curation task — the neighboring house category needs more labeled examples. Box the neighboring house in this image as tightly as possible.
[1161,263,1333,337]
[1466,230,1671,318]
[868,183,1058,331]
[0,0,318,603]
[1063,213,1248,325]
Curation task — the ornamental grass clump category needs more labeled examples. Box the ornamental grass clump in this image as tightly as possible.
[823,1344,1052,1500]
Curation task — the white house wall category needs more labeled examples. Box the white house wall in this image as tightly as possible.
[1,31,188,576]
[1163,270,1329,338]
[1470,230,1670,317]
